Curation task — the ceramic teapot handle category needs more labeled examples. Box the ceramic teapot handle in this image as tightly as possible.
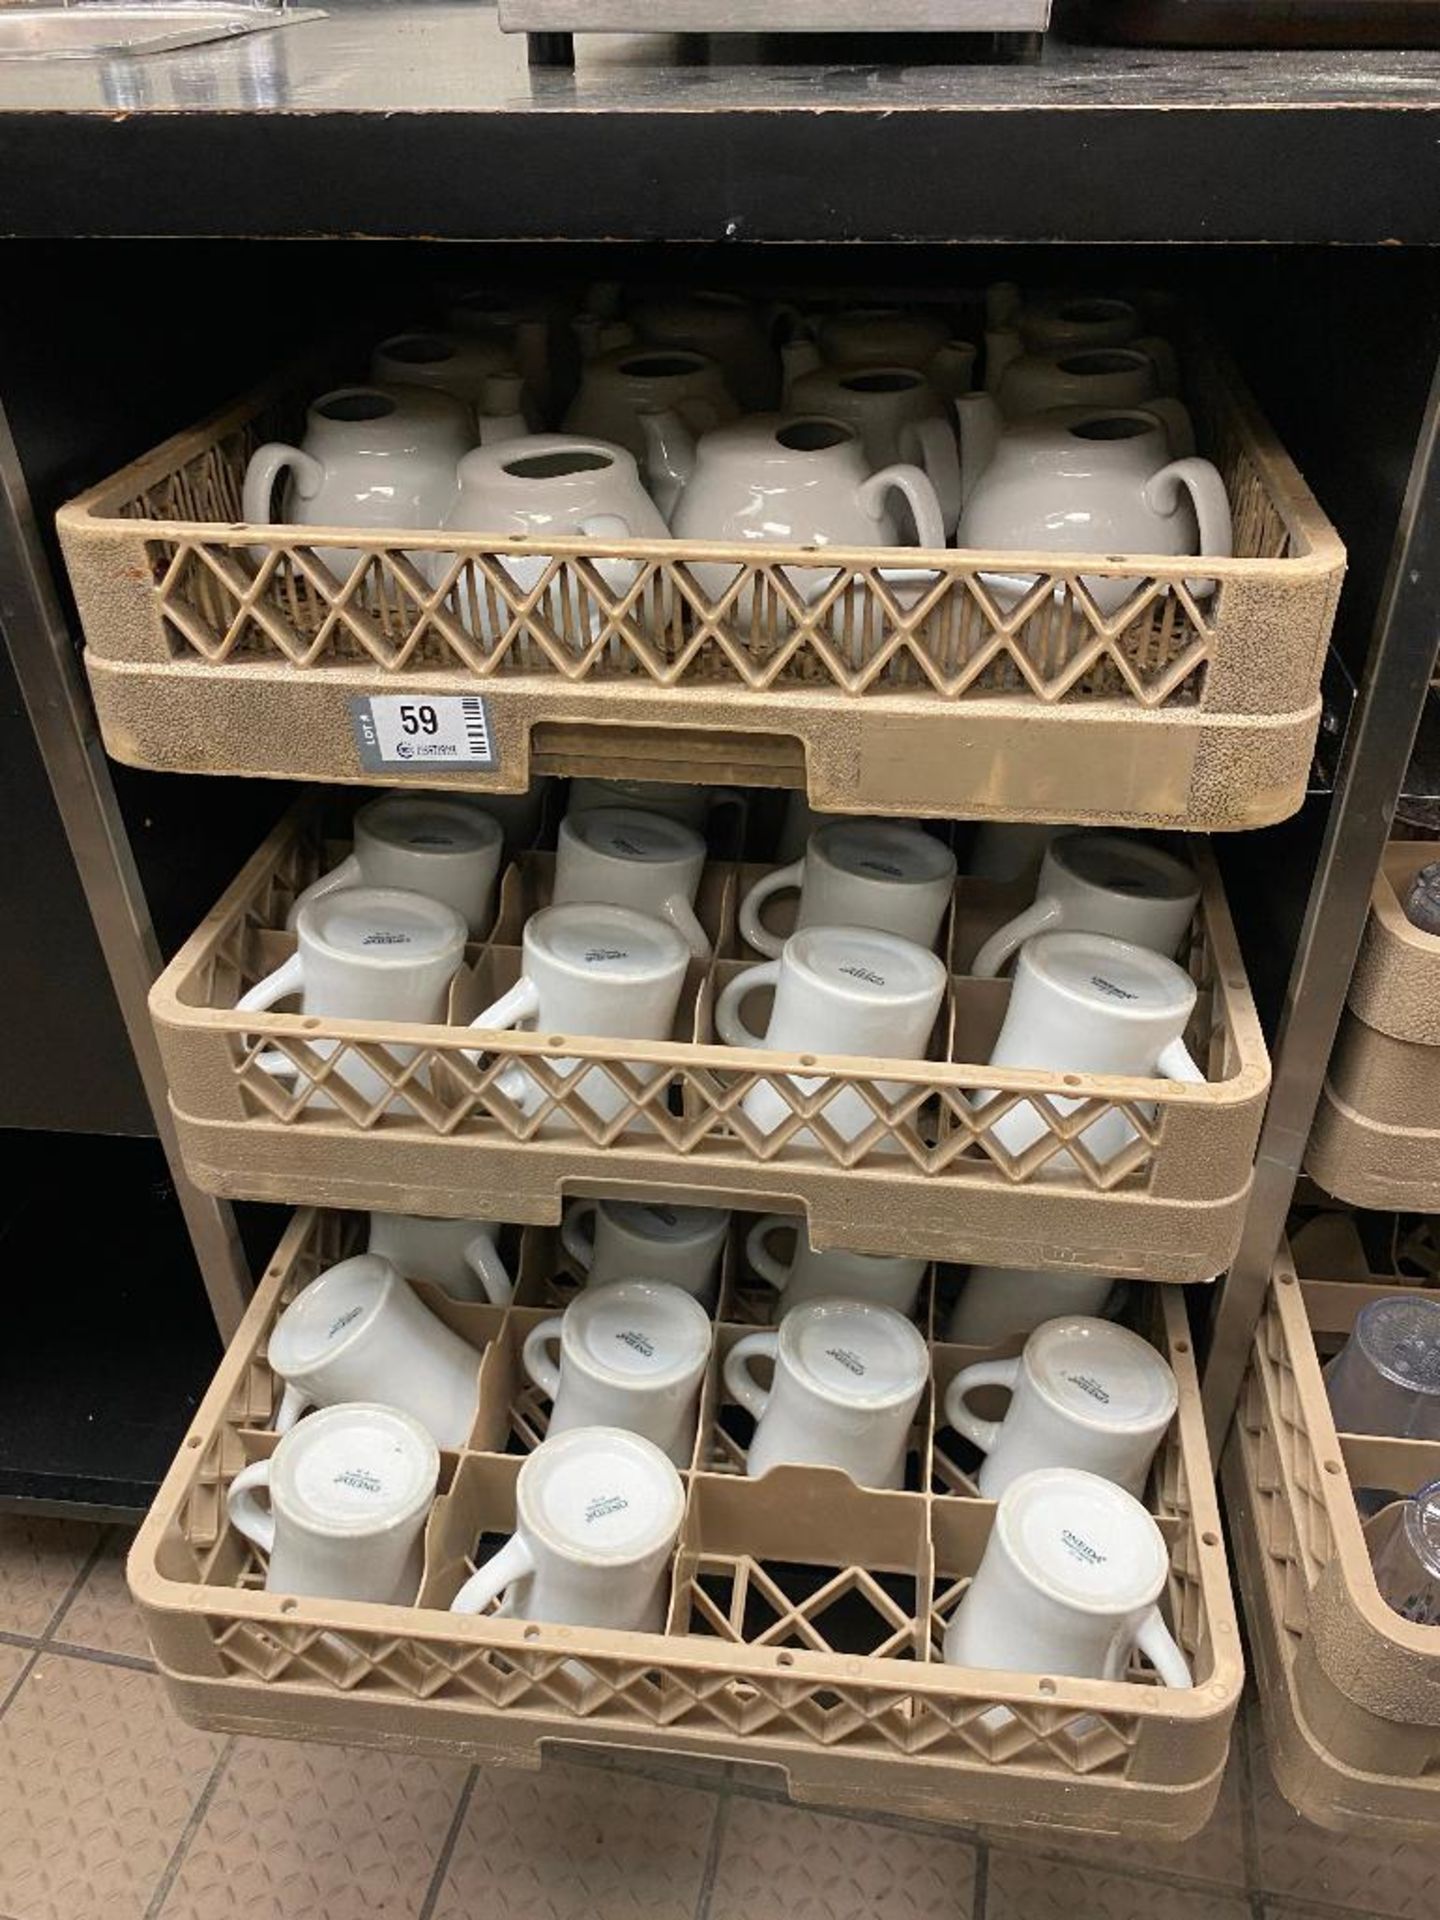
[1133,334,1181,396]
[242,442,324,528]
[900,418,963,536]
[1144,457,1233,600]
[857,463,946,551]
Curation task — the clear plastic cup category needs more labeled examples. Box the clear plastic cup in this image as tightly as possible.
[1364,1478,1440,1626]
[1323,1295,1440,1440]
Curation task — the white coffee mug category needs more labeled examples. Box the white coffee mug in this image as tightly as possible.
[975,931,1204,1169]
[745,1215,926,1321]
[468,903,690,1128]
[946,1265,1116,1346]
[553,807,710,960]
[226,1403,439,1604]
[970,833,1198,978]
[715,925,947,1148]
[942,1467,1192,1690]
[367,1211,513,1306]
[945,1316,1177,1498]
[566,778,714,831]
[267,1252,483,1450]
[450,1426,685,1632]
[235,888,467,1108]
[740,820,956,958]
[724,1297,928,1489]
[287,794,504,939]
[561,1197,729,1302]
[523,1280,711,1466]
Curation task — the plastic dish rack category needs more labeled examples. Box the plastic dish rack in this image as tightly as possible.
[1308,842,1440,1208]
[128,1207,1241,1838]
[149,801,1269,1279]
[59,341,1342,829]
[1224,1239,1440,1835]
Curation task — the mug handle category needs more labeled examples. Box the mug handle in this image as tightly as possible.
[738,862,804,959]
[970,893,1066,979]
[661,892,712,962]
[900,416,963,534]
[450,1532,536,1616]
[1155,1036,1206,1085]
[285,853,364,933]
[714,961,781,1049]
[1140,396,1196,460]
[1135,1606,1193,1689]
[1133,334,1181,396]
[744,1215,796,1294]
[724,1330,779,1421]
[235,950,307,1079]
[273,1382,312,1434]
[466,974,542,1101]
[857,462,946,552]
[463,1231,514,1306]
[242,442,324,528]
[522,1316,564,1400]
[944,1357,1022,1455]
[226,1459,277,1556]
[1143,456,1233,600]
[560,1201,598,1273]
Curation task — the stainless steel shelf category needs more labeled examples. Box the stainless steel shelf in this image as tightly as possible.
[0,5,1437,241]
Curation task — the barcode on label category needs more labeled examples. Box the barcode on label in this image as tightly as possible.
[349,694,498,774]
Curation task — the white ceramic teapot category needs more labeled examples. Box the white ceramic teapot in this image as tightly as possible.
[813,304,953,372]
[425,434,670,634]
[631,289,781,411]
[563,343,738,472]
[370,329,542,425]
[444,293,558,419]
[643,411,946,604]
[781,341,962,535]
[242,383,470,577]
[955,398,1232,615]
[985,331,1193,453]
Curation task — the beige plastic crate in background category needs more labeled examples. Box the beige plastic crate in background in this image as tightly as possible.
[148,801,1269,1278]
[58,340,1343,828]
[1224,1238,1440,1836]
[1308,842,1440,1208]
[129,1207,1241,1839]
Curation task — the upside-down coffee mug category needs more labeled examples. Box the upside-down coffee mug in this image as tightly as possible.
[523,1279,712,1465]
[970,833,1198,979]
[267,1252,484,1450]
[553,807,711,960]
[744,1215,926,1322]
[287,794,504,939]
[946,1265,1117,1346]
[226,1402,439,1604]
[367,1212,513,1306]
[945,1316,1177,1498]
[740,820,956,958]
[235,887,468,1108]
[467,903,690,1129]
[942,1466,1192,1691]
[724,1296,929,1489]
[714,925,947,1148]
[449,1426,685,1632]
[561,1197,730,1302]
[974,931,1204,1170]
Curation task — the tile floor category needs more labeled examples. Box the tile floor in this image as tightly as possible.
[1,1513,1438,1920]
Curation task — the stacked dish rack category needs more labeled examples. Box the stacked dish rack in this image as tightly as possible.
[131,1207,1241,1837]
[1225,1235,1440,1835]
[1307,840,1440,1209]
[56,290,1344,1836]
